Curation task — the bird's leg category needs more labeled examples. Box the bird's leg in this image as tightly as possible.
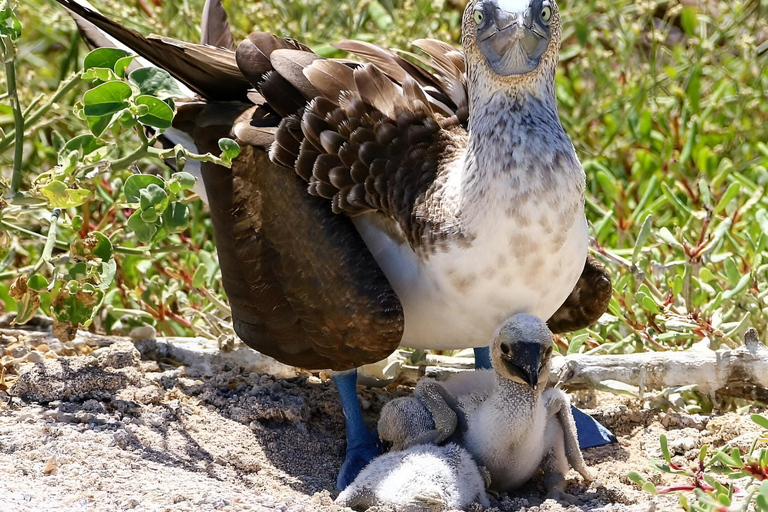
[473,346,492,370]
[332,369,382,490]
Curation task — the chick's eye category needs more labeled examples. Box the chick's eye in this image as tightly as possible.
[540,5,552,23]
[473,10,484,24]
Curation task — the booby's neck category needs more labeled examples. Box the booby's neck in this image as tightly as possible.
[458,69,578,219]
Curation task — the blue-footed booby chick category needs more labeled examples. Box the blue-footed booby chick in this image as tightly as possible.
[335,443,490,511]
[461,314,593,497]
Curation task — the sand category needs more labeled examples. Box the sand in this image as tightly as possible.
[0,324,764,512]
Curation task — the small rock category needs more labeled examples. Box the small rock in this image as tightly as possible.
[44,457,57,475]
[25,351,43,363]
[10,345,28,358]
[130,325,156,341]
[36,344,49,353]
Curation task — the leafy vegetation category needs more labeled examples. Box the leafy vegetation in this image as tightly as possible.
[629,414,768,511]
[1,0,767,407]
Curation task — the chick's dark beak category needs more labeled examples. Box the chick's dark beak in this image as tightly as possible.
[501,340,541,389]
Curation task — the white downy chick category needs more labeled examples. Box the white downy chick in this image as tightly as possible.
[335,443,490,511]
[459,313,593,498]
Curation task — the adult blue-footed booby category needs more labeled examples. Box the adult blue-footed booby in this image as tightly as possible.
[55,0,614,490]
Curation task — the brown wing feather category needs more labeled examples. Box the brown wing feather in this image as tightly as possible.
[271,63,467,249]
[547,255,612,334]
[201,0,234,49]
[205,144,404,370]
[54,0,249,101]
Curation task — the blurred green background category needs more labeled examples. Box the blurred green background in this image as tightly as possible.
[1,0,768,412]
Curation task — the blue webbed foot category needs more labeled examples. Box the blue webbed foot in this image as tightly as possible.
[473,346,616,448]
[571,405,616,448]
[333,369,384,490]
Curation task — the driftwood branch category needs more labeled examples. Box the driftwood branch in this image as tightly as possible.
[399,329,768,400]
[552,329,768,399]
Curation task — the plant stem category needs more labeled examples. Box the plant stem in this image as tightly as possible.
[0,219,69,250]
[0,73,82,153]
[1,35,24,195]
[32,209,62,273]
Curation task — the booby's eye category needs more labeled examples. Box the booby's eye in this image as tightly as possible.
[473,10,484,25]
[540,5,552,24]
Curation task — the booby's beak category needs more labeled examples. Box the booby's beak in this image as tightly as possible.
[473,0,553,76]
[500,340,541,389]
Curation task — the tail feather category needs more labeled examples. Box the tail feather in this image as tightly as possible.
[54,0,250,101]
[201,0,234,50]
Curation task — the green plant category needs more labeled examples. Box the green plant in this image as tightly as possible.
[629,414,768,511]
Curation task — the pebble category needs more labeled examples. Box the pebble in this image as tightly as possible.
[10,346,28,358]
[26,352,43,363]
[37,344,49,353]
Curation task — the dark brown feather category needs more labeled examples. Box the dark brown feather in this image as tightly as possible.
[203,145,403,369]
[547,255,613,334]
[303,60,358,104]
[270,49,323,99]
[201,0,234,49]
[54,0,249,101]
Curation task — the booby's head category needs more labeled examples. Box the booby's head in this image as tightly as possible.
[490,313,554,391]
[461,0,561,93]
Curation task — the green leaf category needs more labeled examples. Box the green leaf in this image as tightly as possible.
[192,265,207,288]
[218,138,241,164]
[680,6,698,36]
[127,210,158,243]
[713,182,740,216]
[722,272,751,300]
[135,95,174,129]
[82,67,117,83]
[163,202,189,232]
[752,414,768,430]
[658,227,684,249]
[83,81,132,117]
[686,66,702,114]
[138,183,168,211]
[61,134,105,159]
[660,434,671,463]
[0,7,22,39]
[71,215,84,232]
[40,181,92,208]
[114,55,136,78]
[627,471,646,486]
[87,113,116,138]
[632,214,652,264]
[167,171,196,194]
[27,274,48,291]
[90,231,113,261]
[366,0,394,30]
[129,67,185,99]
[68,262,87,281]
[595,169,618,201]
[123,174,165,204]
[567,333,587,355]
[97,259,117,292]
[140,206,159,223]
[83,48,133,72]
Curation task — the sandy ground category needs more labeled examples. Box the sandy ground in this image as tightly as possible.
[0,324,765,512]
